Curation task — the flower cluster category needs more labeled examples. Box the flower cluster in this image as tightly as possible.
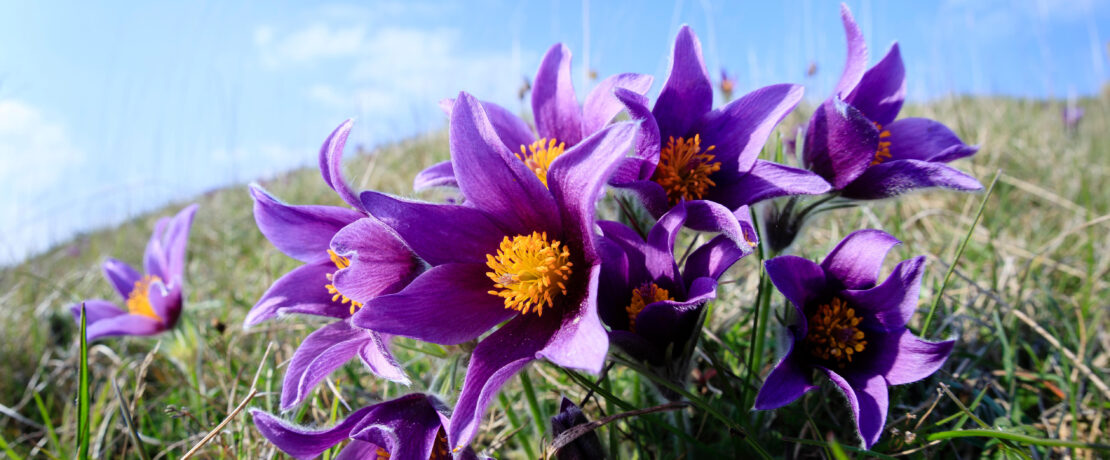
[69,3,977,455]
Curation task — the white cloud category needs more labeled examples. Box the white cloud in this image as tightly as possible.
[256,23,368,67]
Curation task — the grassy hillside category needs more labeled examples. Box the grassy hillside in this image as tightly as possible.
[0,95,1107,458]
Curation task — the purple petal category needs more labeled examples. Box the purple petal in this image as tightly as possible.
[102,258,141,300]
[802,98,878,189]
[885,117,979,163]
[834,4,869,98]
[85,314,165,341]
[683,234,747,285]
[359,332,410,386]
[334,441,385,460]
[823,369,889,449]
[582,73,653,136]
[69,300,126,325]
[441,98,537,155]
[353,263,513,345]
[251,406,373,460]
[840,159,983,200]
[349,402,445,460]
[281,321,377,411]
[162,204,198,281]
[451,92,561,235]
[699,83,804,177]
[612,179,670,217]
[318,119,365,210]
[449,314,552,450]
[845,43,906,127]
[754,342,818,410]
[532,43,584,145]
[360,191,505,266]
[538,265,608,373]
[653,25,713,140]
[765,255,827,323]
[642,203,686,285]
[609,88,661,184]
[143,217,169,280]
[596,237,634,330]
[820,229,901,290]
[633,277,716,348]
[708,160,831,209]
[874,329,954,386]
[145,278,181,327]
[413,161,458,191]
[546,122,639,264]
[841,256,925,331]
[245,261,349,328]
[682,200,759,249]
[250,185,362,263]
[329,218,419,304]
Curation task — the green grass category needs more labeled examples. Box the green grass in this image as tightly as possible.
[1,94,1108,458]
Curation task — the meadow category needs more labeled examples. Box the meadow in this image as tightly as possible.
[1,93,1108,458]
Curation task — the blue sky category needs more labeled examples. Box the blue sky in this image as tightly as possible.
[1,0,1107,264]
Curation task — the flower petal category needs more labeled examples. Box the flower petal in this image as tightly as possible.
[353,263,513,345]
[281,321,378,411]
[251,406,373,460]
[596,237,634,330]
[413,161,458,191]
[547,122,638,264]
[643,203,686,287]
[245,261,349,328]
[683,234,747,285]
[84,313,165,341]
[834,4,869,98]
[334,441,385,460]
[582,73,653,136]
[145,278,181,328]
[360,191,505,266]
[754,342,818,410]
[143,217,169,280]
[451,92,561,234]
[250,185,362,263]
[840,159,983,200]
[653,25,713,140]
[682,200,758,248]
[802,98,878,189]
[699,83,804,177]
[612,179,671,217]
[348,394,445,460]
[441,98,537,155]
[874,329,954,386]
[538,265,608,373]
[329,218,419,304]
[708,160,831,209]
[765,255,827,322]
[532,43,584,145]
[359,332,410,386]
[69,300,126,325]
[318,119,365,210]
[102,258,141,300]
[161,204,197,281]
[845,43,905,127]
[885,117,979,163]
[820,229,901,290]
[841,256,925,331]
[608,88,661,184]
[823,369,889,449]
[633,277,715,350]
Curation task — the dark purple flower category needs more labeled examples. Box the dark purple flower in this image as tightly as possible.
[251,393,482,460]
[753,229,954,448]
[354,92,638,449]
[597,202,748,380]
[69,204,197,340]
[413,43,652,191]
[245,121,421,409]
[550,397,604,460]
[1062,105,1084,131]
[801,4,981,200]
[610,25,830,242]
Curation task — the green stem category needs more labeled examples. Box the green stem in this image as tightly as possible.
[498,393,537,459]
[519,372,546,444]
[926,429,1110,450]
[77,303,91,460]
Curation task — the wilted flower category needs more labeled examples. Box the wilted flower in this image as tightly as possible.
[70,204,197,340]
[610,25,829,242]
[414,43,652,191]
[550,397,604,460]
[252,393,481,460]
[753,229,954,448]
[801,5,981,200]
[246,121,421,409]
[597,202,749,389]
[354,92,638,450]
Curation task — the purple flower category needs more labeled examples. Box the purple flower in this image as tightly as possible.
[753,229,954,448]
[69,204,197,340]
[251,393,482,460]
[801,4,981,200]
[246,121,421,409]
[597,202,748,380]
[354,92,638,449]
[610,25,830,242]
[550,397,604,460]
[413,43,652,191]
[1062,105,1084,131]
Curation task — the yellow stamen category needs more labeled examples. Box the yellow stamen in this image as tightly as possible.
[485,231,573,316]
[517,138,566,187]
[625,283,673,333]
[125,275,163,320]
[324,249,363,315]
[375,447,391,459]
[804,297,867,367]
[871,122,893,165]
[651,135,722,205]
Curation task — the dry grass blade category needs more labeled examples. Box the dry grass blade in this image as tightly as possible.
[545,401,689,458]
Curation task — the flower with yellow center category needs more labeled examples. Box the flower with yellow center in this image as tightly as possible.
[485,231,573,316]
[126,275,164,320]
[624,283,673,333]
[651,134,722,205]
[324,249,363,315]
[870,122,893,165]
[516,138,566,187]
[804,297,867,367]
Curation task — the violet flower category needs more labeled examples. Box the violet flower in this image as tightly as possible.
[252,393,481,460]
[610,25,830,243]
[597,202,748,386]
[550,397,604,460]
[753,229,954,448]
[413,43,652,191]
[801,4,981,200]
[69,204,197,340]
[246,120,421,410]
[353,92,637,450]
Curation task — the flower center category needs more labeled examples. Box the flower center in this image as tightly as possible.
[517,138,566,187]
[870,122,893,165]
[624,283,673,333]
[429,429,450,460]
[485,231,573,317]
[125,275,163,320]
[324,249,362,315]
[804,297,867,367]
[651,135,722,205]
